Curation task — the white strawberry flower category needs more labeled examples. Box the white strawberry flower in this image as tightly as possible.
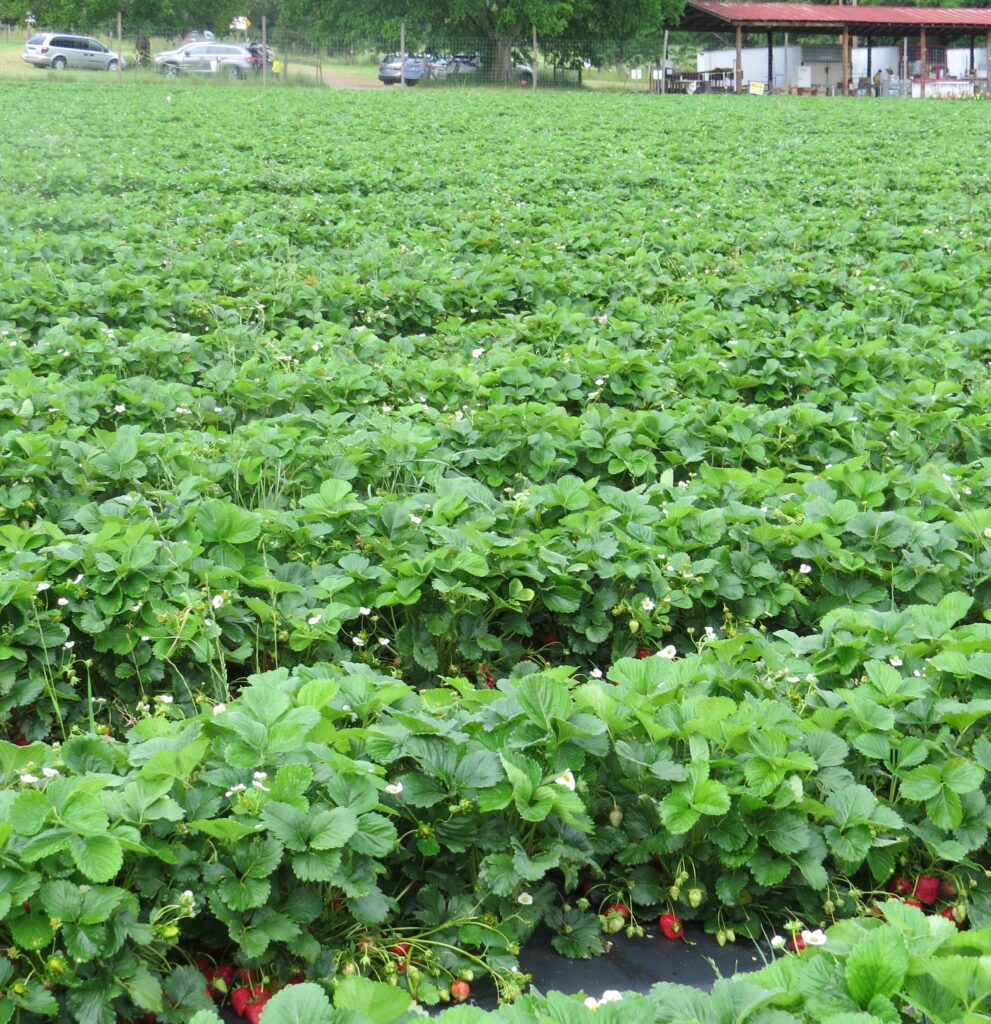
[799,563,812,575]
[553,770,576,791]
[517,892,534,906]
[385,782,403,795]
[656,645,677,660]
[770,935,786,949]
[641,597,655,611]
[308,614,322,626]
[211,594,224,609]
[590,667,603,679]
[20,774,40,784]
[801,929,827,946]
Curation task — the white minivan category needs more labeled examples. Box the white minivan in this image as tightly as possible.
[23,33,126,71]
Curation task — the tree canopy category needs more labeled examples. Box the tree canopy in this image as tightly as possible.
[278,0,686,44]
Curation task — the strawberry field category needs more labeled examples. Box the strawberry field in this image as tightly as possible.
[1,81,991,1023]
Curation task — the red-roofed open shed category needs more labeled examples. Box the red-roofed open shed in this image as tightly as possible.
[672,2,991,94]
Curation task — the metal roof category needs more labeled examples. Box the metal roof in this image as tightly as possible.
[680,2,991,32]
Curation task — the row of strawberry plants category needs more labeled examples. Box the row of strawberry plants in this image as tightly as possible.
[1,639,988,1020]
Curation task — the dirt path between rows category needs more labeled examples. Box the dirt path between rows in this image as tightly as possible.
[320,70,379,89]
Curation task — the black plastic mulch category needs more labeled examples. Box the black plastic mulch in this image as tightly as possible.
[217,927,765,1020]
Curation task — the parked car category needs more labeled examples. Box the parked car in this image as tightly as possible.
[446,54,533,84]
[447,53,481,74]
[153,41,254,78]
[426,54,452,79]
[22,32,126,71]
[378,53,425,85]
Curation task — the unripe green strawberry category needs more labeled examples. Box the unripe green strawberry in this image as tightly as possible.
[687,888,703,908]
[629,620,640,634]
[953,903,967,923]
[609,807,624,827]
[668,885,680,900]
[725,928,735,943]
[716,930,727,947]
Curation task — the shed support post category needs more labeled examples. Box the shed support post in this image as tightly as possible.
[969,34,975,74]
[767,31,773,92]
[866,35,872,85]
[736,26,743,92]
[841,26,849,95]
[987,29,991,84]
[920,27,927,97]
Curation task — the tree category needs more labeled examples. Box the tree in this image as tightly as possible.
[279,0,686,79]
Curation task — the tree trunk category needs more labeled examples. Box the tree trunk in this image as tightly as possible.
[493,35,515,82]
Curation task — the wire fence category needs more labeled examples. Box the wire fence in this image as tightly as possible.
[2,17,988,98]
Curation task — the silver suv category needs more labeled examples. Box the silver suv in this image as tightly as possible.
[153,41,253,78]
[22,33,125,71]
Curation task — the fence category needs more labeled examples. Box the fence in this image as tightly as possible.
[2,17,988,97]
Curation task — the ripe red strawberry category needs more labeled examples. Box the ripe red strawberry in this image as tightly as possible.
[230,987,253,1017]
[890,876,913,897]
[791,933,806,952]
[914,876,940,905]
[387,942,411,958]
[905,897,923,909]
[658,912,683,939]
[236,968,259,986]
[543,632,560,646]
[451,980,471,1002]
[635,646,651,659]
[244,991,272,1024]
[606,902,630,920]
